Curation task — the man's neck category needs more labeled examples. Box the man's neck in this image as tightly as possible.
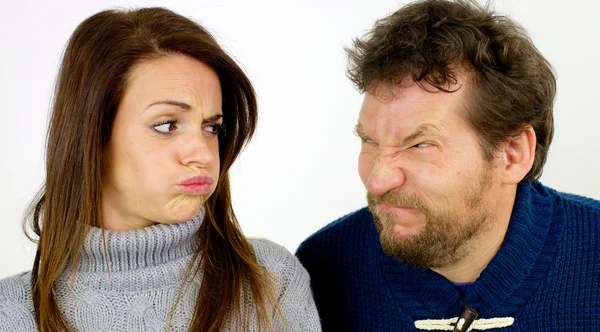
[431,185,517,283]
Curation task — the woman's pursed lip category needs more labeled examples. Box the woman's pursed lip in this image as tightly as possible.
[177,175,214,195]
[178,175,214,186]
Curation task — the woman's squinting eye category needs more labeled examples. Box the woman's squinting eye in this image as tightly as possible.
[153,120,178,134]
[204,123,222,135]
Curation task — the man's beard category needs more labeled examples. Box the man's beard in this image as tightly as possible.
[368,170,493,269]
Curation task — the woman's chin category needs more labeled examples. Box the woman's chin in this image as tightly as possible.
[170,209,202,223]
[162,197,204,223]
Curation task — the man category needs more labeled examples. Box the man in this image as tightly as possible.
[296,0,600,331]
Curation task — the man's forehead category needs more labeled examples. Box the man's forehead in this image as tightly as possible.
[356,119,443,135]
[358,96,443,129]
[359,81,470,132]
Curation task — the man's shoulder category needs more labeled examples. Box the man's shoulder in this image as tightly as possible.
[556,190,600,213]
[0,271,37,331]
[297,207,373,251]
[551,189,600,246]
[530,182,600,218]
[295,207,378,269]
[295,208,387,330]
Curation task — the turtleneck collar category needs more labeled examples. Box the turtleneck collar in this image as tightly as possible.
[76,208,204,273]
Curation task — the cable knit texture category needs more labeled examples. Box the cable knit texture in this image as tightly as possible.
[296,182,600,331]
[0,210,321,331]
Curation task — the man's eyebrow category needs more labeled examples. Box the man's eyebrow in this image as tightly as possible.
[354,123,366,138]
[401,123,441,145]
[145,100,191,111]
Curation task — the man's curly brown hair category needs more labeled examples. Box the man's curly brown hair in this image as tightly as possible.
[347,0,556,182]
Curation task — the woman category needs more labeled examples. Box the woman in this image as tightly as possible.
[0,7,320,332]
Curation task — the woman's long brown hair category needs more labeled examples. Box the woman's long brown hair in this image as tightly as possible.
[24,7,275,331]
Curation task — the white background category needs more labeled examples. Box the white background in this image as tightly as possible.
[1,0,599,279]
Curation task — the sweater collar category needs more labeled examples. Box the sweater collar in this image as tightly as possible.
[379,182,565,318]
[75,209,203,273]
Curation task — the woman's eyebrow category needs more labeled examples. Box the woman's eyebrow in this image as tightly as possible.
[145,99,192,111]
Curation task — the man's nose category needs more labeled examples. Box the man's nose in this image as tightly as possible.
[365,155,406,196]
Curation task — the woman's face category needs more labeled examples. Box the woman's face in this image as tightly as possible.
[101,54,222,230]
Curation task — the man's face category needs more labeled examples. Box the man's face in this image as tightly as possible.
[356,75,501,269]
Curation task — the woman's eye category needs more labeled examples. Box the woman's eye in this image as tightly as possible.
[204,124,221,135]
[153,121,178,134]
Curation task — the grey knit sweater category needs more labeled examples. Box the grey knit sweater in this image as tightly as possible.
[0,211,321,331]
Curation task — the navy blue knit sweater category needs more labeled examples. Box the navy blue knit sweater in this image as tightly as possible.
[296,182,600,331]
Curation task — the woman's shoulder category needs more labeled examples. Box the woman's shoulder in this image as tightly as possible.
[249,238,305,276]
[248,238,311,298]
[0,271,37,330]
[0,271,32,303]
[248,238,322,331]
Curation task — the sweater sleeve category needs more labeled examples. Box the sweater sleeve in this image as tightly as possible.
[0,271,37,331]
[250,238,322,332]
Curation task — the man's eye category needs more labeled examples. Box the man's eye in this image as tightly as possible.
[360,139,379,150]
[153,121,178,134]
[414,142,433,148]
[359,136,374,143]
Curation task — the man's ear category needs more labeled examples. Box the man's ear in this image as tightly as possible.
[499,126,536,185]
